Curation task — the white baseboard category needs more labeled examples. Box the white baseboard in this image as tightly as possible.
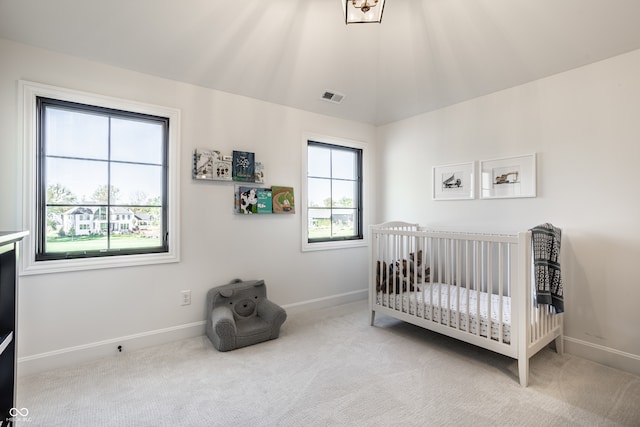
[564,336,640,377]
[18,321,206,377]
[17,289,368,376]
[281,288,368,314]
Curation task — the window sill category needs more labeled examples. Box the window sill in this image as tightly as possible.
[21,251,179,276]
[301,238,367,252]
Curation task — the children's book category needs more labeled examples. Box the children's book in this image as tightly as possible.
[257,188,272,214]
[271,186,295,214]
[254,162,265,184]
[232,150,255,182]
[238,186,259,214]
[213,159,232,181]
[193,149,220,180]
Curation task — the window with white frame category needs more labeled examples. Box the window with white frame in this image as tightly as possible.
[21,81,180,274]
[302,137,365,251]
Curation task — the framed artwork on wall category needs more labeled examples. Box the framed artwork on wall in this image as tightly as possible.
[432,162,475,200]
[479,153,536,199]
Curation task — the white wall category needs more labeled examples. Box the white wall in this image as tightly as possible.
[0,39,377,374]
[377,48,640,375]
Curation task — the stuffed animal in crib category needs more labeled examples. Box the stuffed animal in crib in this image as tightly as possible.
[376,250,430,293]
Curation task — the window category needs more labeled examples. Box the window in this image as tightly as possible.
[302,135,366,251]
[21,81,180,274]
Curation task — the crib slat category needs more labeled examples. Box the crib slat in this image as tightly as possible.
[437,238,441,324]
[429,237,434,321]
[475,240,481,338]
[455,239,461,332]
[445,238,451,327]
[465,240,471,334]
[498,242,504,344]
[487,242,493,342]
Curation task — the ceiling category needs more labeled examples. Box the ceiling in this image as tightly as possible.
[2,0,640,125]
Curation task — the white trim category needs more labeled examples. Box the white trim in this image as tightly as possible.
[300,132,369,252]
[17,321,205,376]
[18,80,181,275]
[281,288,367,314]
[563,336,640,377]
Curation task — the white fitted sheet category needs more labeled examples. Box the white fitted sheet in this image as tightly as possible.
[376,282,512,343]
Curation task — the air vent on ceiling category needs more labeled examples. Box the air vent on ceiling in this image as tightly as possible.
[321,90,345,104]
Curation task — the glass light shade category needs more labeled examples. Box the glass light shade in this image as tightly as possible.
[343,0,385,24]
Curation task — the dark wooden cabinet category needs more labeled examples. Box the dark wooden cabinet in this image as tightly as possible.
[0,232,27,427]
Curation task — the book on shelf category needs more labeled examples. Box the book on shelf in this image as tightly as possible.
[213,159,232,180]
[237,186,259,214]
[232,150,255,182]
[254,162,265,183]
[193,148,220,180]
[257,188,272,214]
[271,186,295,214]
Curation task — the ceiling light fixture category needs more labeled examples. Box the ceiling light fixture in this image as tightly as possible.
[343,0,385,24]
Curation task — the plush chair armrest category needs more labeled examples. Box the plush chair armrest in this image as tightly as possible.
[210,306,237,351]
[257,299,287,339]
[212,304,234,321]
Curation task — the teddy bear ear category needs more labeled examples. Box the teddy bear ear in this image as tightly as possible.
[219,289,233,298]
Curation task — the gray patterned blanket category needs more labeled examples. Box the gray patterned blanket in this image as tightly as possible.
[531,223,564,314]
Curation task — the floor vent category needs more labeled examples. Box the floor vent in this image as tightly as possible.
[321,90,345,104]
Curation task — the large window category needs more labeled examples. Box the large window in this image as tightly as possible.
[21,81,180,274]
[303,136,365,251]
[36,97,168,260]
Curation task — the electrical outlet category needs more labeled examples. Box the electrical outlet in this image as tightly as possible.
[181,290,191,306]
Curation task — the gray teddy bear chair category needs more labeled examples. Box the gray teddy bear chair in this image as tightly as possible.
[206,279,287,351]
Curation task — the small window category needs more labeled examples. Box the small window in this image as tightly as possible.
[302,136,366,251]
[21,81,180,274]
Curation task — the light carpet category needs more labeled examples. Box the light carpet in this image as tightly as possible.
[16,300,640,426]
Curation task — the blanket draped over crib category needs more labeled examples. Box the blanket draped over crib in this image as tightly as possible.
[530,223,564,314]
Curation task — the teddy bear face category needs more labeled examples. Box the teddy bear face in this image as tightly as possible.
[213,280,266,318]
[233,298,257,317]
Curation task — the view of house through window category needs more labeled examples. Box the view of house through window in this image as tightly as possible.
[307,140,362,243]
[37,97,168,260]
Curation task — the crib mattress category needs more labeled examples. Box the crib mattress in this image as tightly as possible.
[376,283,512,343]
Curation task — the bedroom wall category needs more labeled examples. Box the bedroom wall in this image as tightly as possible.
[0,38,376,374]
[376,48,640,376]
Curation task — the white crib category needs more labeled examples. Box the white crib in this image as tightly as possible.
[369,221,563,386]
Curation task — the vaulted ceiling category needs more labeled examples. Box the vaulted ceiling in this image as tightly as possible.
[2,0,640,125]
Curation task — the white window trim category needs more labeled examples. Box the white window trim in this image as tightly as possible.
[19,80,181,275]
[300,132,369,252]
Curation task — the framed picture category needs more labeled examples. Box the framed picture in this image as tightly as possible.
[432,162,475,200]
[479,154,536,199]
